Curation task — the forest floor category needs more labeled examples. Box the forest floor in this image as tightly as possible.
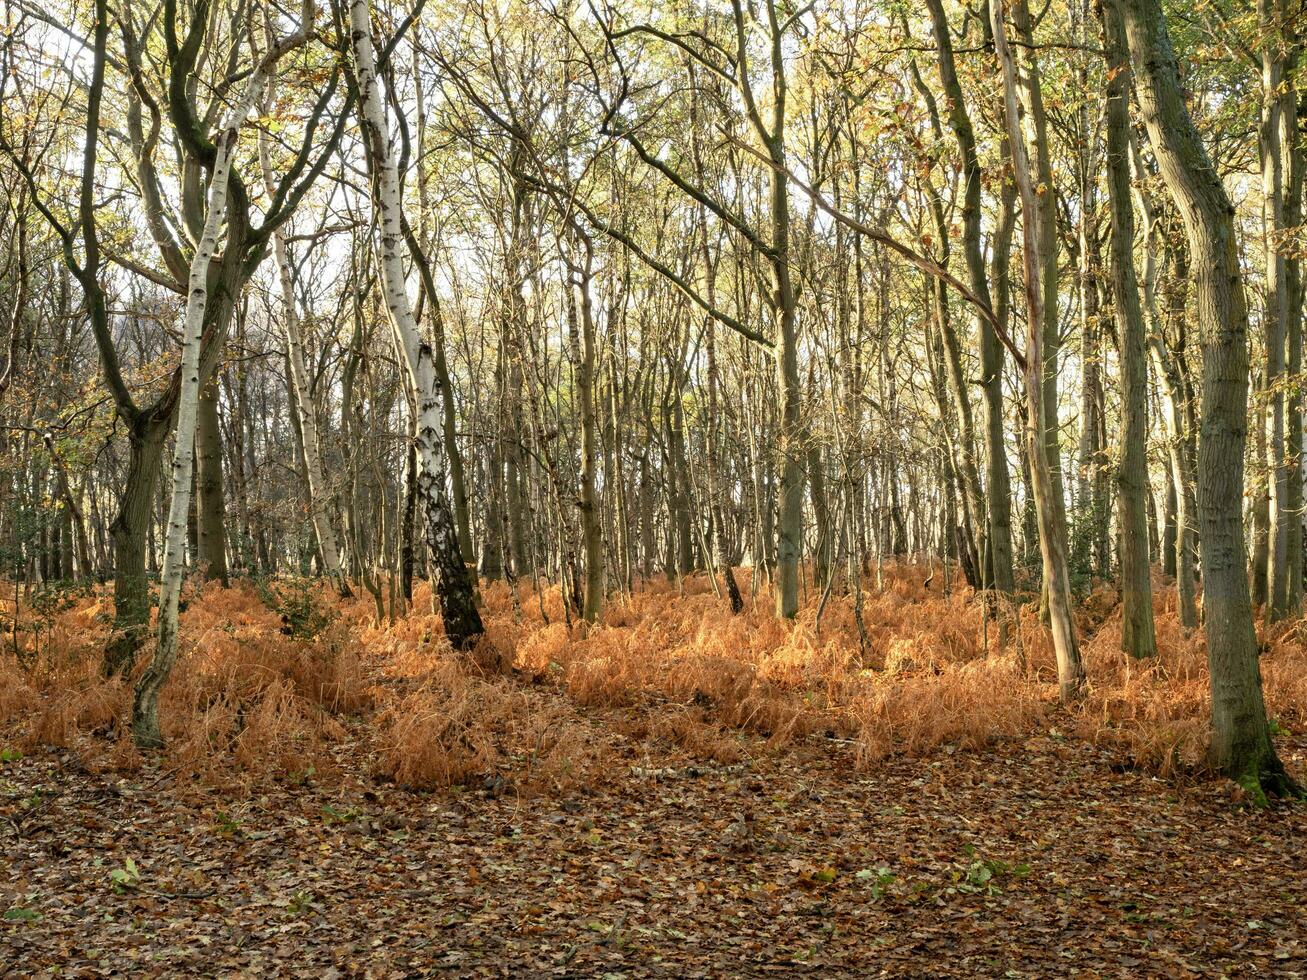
[1,567,1305,976]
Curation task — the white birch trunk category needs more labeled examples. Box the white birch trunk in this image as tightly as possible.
[132,13,312,748]
[348,0,484,650]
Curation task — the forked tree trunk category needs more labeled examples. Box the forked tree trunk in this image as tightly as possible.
[132,76,257,748]
[1116,0,1300,797]
[348,0,484,652]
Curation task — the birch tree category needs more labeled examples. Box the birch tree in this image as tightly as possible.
[132,5,316,749]
[347,0,484,653]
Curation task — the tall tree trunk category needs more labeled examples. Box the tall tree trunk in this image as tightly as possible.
[1011,0,1068,557]
[1117,0,1300,796]
[993,0,1086,701]
[1100,0,1156,657]
[1283,21,1304,612]
[348,0,484,652]
[1260,0,1291,620]
[195,380,228,585]
[567,245,604,622]
[926,0,1014,594]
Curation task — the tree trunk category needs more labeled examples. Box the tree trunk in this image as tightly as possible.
[1117,0,1300,796]
[926,0,1014,594]
[1101,0,1157,657]
[348,0,484,652]
[567,246,604,622]
[1011,0,1068,557]
[1283,26,1304,612]
[771,182,803,618]
[195,380,228,585]
[1260,0,1291,620]
[993,0,1086,701]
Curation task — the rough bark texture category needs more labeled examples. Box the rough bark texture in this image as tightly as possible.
[195,380,228,585]
[104,417,167,676]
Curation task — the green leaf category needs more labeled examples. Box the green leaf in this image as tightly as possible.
[3,906,40,922]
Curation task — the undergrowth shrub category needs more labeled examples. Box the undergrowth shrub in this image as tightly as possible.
[254,575,338,639]
[0,561,1302,793]
[376,660,604,793]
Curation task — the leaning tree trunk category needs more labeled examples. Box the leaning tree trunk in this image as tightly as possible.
[1100,0,1156,658]
[993,0,1086,701]
[348,0,483,652]
[132,84,251,748]
[1117,0,1300,797]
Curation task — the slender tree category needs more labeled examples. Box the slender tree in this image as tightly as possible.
[346,0,484,652]
[1100,0,1156,658]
